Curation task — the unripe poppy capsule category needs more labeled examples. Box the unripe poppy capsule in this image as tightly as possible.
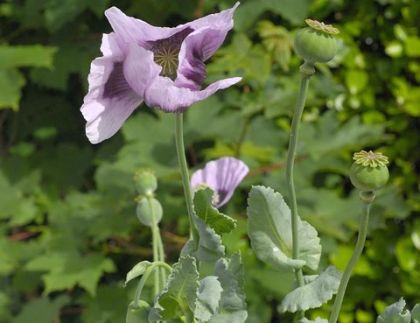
[133,169,158,196]
[349,150,389,192]
[294,19,339,64]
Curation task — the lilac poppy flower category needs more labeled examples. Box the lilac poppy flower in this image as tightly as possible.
[191,157,249,208]
[81,3,241,144]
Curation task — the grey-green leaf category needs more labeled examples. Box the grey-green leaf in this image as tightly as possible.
[209,253,248,323]
[247,186,321,270]
[193,187,236,235]
[181,217,225,263]
[195,276,223,322]
[125,261,152,286]
[412,304,420,323]
[377,298,411,323]
[279,266,342,313]
[157,256,199,320]
[299,318,328,323]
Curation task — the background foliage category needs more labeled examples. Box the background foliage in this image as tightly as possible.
[0,0,419,322]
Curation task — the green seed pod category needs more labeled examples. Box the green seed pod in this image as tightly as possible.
[294,19,339,63]
[136,197,163,227]
[133,169,157,196]
[349,150,390,192]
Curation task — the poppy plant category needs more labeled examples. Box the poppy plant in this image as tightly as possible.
[190,157,249,208]
[81,3,241,144]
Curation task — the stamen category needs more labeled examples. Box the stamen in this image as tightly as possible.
[147,28,193,79]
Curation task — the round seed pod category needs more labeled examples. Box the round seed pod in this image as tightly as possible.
[126,300,150,323]
[136,197,163,227]
[349,150,389,192]
[294,19,339,64]
[133,169,158,196]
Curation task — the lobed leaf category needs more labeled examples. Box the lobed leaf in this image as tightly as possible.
[247,186,321,271]
[193,187,236,235]
[155,256,199,320]
[182,217,225,263]
[377,298,411,323]
[195,276,223,322]
[279,266,342,313]
[209,253,248,323]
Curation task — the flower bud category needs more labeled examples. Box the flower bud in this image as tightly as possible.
[136,196,163,227]
[126,300,150,323]
[349,150,389,192]
[133,169,157,196]
[294,19,339,64]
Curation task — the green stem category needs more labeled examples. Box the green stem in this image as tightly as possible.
[155,225,167,285]
[174,113,198,241]
[328,197,372,323]
[286,62,314,319]
[133,262,172,304]
[148,197,161,297]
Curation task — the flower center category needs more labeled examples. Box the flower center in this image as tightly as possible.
[147,28,193,80]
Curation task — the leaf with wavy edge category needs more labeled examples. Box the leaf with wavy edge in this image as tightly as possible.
[377,298,411,323]
[279,266,341,313]
[247,186,321,270]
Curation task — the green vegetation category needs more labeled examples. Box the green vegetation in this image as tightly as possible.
[0,0,419,322]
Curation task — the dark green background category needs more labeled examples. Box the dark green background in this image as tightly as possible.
[0,0,419,322]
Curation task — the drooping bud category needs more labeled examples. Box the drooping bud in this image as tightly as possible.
[136,196,163,227]
[126,300,150,323]
[133,169,158,196]
[349,150,390,192]
[294,19,339,64]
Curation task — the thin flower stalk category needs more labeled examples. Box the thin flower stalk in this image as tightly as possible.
[175,113,198,241]
[329,194,373,323]
[286,62,315,319]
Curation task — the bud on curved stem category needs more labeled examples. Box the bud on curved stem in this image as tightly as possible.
[329,150,389,323]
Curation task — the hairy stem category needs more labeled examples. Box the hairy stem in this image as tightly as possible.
[329,196,372,323]
[175,113,198,241]
[286,62,314,319]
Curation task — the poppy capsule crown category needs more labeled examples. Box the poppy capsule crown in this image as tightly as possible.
[349,150,390,192]
[294,19,339,64]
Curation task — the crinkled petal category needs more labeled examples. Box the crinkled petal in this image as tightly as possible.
[122,44,162,97]
[81,56,142,144]
[186,2,239,39]
[104,2,239,46]
[145,76,241,112]
[100,32,124,58]
[191,157,249,208]
[176,27,232,90]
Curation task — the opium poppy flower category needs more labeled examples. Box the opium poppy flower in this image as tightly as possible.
[81,3,241,143]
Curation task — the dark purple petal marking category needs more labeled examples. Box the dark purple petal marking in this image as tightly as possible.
[103,62,133,99]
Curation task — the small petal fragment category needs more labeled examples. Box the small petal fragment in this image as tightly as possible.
[191,157,249,208]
